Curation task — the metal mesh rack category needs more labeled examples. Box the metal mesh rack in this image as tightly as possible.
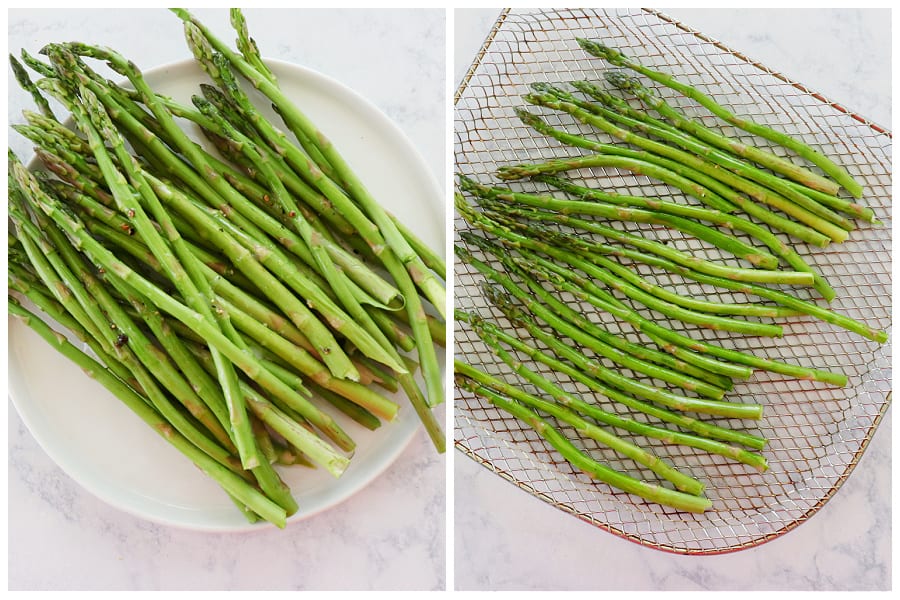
[453,8,891,554]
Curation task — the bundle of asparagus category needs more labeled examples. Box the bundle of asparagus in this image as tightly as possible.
[8,8,445,528]
[455,39,886,512]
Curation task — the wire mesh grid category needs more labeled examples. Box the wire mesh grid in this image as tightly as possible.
[453,8,892,554]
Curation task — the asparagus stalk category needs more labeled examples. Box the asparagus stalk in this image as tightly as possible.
[461,228,753,385]
[181,46,447,421]
[599,69,851,195]
[229,8,274,81]
[536,174,836,302]
[62,68,263,469]
[519,96,849,243]
[9,54,56,118]
[13,158,359,452]
[457,199,854,383]
[553,78,855,231]
[577,39,863,198]
[190,95,407,376]
[60,75,403,310]
[513,233,851,385]
[456,245,765,419]
[173,12,447,318]
[19,48,56,77]
[490,244,745,392]
[8,299,289,527]
[454,365,712,513]
[60,46,445,423]
[519,185,883,342]
[465,234,738,389]
[457,310,766,453]
[81,208,401,428]
[783,180,878,224]
[455,335,766,470]
[51,43,365,382]
[507,231,793,324]
[456,195,751,381]
[498,150,737,214]
[463,221,784,339]
[456,357,706,494]
[561,79,869,227]
[8,253,139,392]
[10,178,238,462]
[228,8,345,184]
[464,176,814,287]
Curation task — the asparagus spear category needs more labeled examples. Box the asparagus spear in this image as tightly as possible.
[454,364,712,513]
[457,198,854,383]
[506,231,793,324]
[536,174,836,302]
[456,195,751,381]
[173,11,447,318]
[498,149,736,214]
[10,178,240,463]
[8,249,139,393]
[456,246,765,418]
[191,95,407,375]
[457,309,766,452]
[570,79,877,225]
[577,39,863,198]
[53,39,443,382]
[73,203,401,424]
[463,221,785,339]
[461,229,736,389]
[61,66,263,469]
[783,180,878,224]
[188,97,444,442]
[9,54,56,118]
[561,79,869,227]
[464,176,814,286]
[456,357,706,495]
[516,184,883,342]
[13,157,359,453]
[455,332,767,470]
[509,230,851,385]
[8,298,289,527]
[19,48,56,77]
[460,228,752,383]
[51,43,366,383]
[74,201,405,422]
[227,8,343,185]
[58,74,404,310]
[519,96,850,243]
[230,9,276,84]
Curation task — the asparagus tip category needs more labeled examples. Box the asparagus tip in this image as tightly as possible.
[513,106,541,127]
[576,38,624,64]
[604,69,641,91]
[169,7,191,20]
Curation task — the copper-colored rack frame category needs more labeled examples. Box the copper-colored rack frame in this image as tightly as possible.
[453,8,891,555]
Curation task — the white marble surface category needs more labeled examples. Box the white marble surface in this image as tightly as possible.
[454,8,891,591]
[7,8,445,591]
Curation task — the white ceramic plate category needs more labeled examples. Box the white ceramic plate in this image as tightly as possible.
[7,58,445,532]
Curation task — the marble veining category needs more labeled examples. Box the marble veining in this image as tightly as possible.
[8,8,445,591]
